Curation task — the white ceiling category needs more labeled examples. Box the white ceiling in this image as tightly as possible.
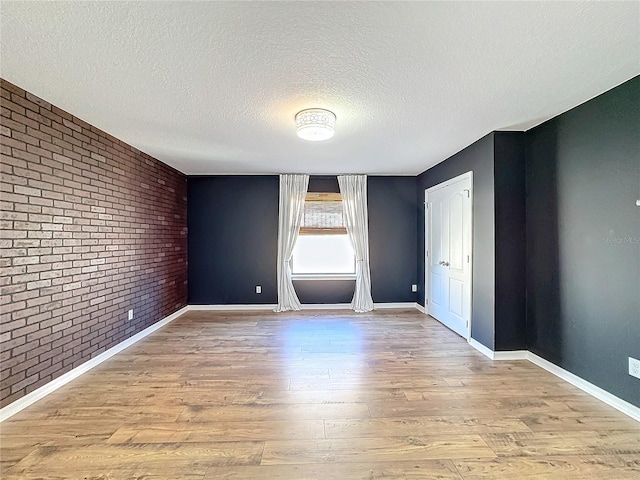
[1,1,638,176]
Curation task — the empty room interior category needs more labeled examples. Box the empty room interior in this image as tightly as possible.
[1,1,639,479]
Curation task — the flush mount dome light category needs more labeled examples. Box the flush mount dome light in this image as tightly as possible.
[295,108,336,141]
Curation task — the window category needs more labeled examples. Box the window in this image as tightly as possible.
[292,192,356,278]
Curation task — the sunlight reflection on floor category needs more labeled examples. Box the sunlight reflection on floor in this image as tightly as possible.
[281,317,365,404]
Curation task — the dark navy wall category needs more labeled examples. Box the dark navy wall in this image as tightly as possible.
[188,176,279,304]
[188,175,417,305]
[417,134,496,349]
[308,176,340,194]
[494,132,527,350]
[525,77,640,406]
[368,176,418,303]
[294,280,354,304]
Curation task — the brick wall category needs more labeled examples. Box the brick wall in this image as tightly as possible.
[0,79,188,408]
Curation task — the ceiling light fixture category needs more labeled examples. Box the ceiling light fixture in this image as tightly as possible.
[295,108,336,141]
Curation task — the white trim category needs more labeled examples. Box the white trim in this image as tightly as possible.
[493,350,528,361]
[415,303,426,314]
[0,305,189,423]
[189,304,277,311]
[188,303,420,311]
[526,352,640,422]
[424,191,429,316]
[466,341,639,422]
[303,302,419,310]
[425,171,474,194]
[303,303,351,310]
[375,302,419,310]
[468,337,495,359]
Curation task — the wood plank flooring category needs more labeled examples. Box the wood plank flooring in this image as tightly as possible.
[1,309,638,479]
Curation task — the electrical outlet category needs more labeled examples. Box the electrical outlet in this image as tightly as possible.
[629,357,640,379]
[255,285,262,294]
[128,309,134,321]
[411,284,418,292]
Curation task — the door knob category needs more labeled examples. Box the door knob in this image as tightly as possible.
[440,261,450,267]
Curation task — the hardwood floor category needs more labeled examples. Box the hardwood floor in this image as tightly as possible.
[1,309,638,479]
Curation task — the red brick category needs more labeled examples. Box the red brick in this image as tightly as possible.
[25,92,51,110]
[11,94,41,114]
[1,99,26,116]
[0,80,187,407]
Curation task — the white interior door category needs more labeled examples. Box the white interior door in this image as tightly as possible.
[426,174,472,339]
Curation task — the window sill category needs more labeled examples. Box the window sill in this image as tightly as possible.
[292,274,357,281]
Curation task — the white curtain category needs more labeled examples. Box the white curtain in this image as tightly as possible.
[275,174,309,312]
[338,175,374,313]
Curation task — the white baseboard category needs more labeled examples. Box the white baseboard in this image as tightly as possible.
[415,303,426,314]
[189,304,277,311]
[467,339,639,422]
[189,304,350,311]
[375,302,420,310]
[468,338,496,359]
[188,303,420,311]
[526,352,640,422]
[493,350,528,361]
[302,303,351,310]
[0,306,189,423]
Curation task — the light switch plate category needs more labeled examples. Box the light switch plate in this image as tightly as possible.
[629,357,640,379]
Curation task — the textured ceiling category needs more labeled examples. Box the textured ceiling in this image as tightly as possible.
[1,1,638,175]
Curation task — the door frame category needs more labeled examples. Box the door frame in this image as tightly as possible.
[424,171,474,340]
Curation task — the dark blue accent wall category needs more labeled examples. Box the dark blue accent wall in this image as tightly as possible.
[188,176,279,304]
[494,132,527,351]
[368,176,418,303]
[525,77,640,406]
[188,175,417,305]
